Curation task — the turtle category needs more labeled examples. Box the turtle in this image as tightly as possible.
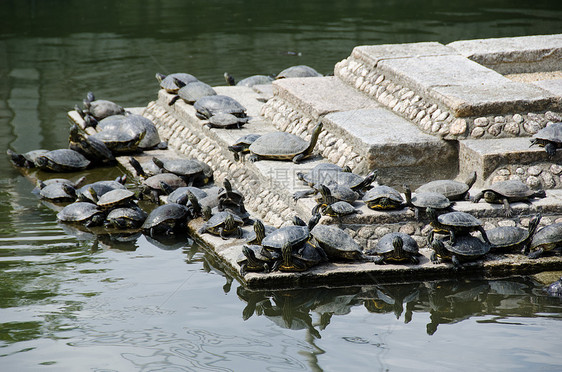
[545,277,562,297]
[37,182,78,203]
[297,163,349,185]
[430,236,491,268]
[121,114,165,150]
[312,184,359,220]
[362,185,405,210]
[198,208,244,239]
[139,173,188,203]
[142,203,191,236]
[237,244,278,276]
[165,186,208,205]
[224,72,274,87]
[487,213,542,253]
[472,179,547,217]
[34,175,87,193]
[228,133,262,161]
[247,121,323,163]
[530,122,562,157]
[294,182,359,203]
[169,79,217,105]
[370,233,420,265]
[7,149,49,168]
[293,240,329,268]
[297,164,377,195]
[94,188,137,210]
[246,219,278,245]
[128,156,163,178]
[75,179,127,203]
[90,128,145,154]
[261,214,320,254]
[95,114,127,131]
[427,207,490,245]
[273,241,309,272]
[205,113,248,129]
[415,171,477,201]
[34,149,91,172]
[105,206,148,229]
[151,157,212,186]
[68,124,115,165]
[276,65,323,79]
[217,179,245,211]
[81,92,125,121]
[56,201,106,227]
[193,95,247,120]
[527,222,562,259]
[404,184,452,220]
[309,224,372,262]
[155,72,199,93]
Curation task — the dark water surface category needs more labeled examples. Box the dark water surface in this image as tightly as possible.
[1,1,562,370]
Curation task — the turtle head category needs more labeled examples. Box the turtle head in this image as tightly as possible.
[528,213,542,235]
[155,73,166,83]
[61,183,77,200]
[426,207,438,223]
[84,114,98,129]
[465,171,478,188]
[304,121,323,156]
[308,213,321,230]
[281,241,292,265]
[293,215,306,226]
[253,219,266,244]
[360,169,378,190]
[202,206,212,221]
[242,245,257,260]
[223,178,233,192]
[392,235,404,258]
[483,190,500,203]
[187,191,201,216]
[151,156,164,169]
[403,184,412,205]
[224,213,236,233]
[172,77,187,89]
[431,238,446,255]
[224,72,236,86]
[129,157,146,178]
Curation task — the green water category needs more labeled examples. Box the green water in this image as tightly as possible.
[1,1,562,370]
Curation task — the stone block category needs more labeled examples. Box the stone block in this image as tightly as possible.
[532,78,562,97]
[351,42,457,66]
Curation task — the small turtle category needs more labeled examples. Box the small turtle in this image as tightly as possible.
[528,222,562,259]
[487,214,542,253]
[293,240,328,268]
[7,149,49,168]
[198,208,244,239]
[431,236,490,268]
[38,182,78,203]
[312,185,359,222]
[142,203,191,236]
[427,207,490,245]
[193,95,247,120]
[128,157,163,178]
[472,179,546,217]
[276,65,322,79]
[139,173,188,203]
[95,188,137,210]
[248,122,323,163]
[362,185,405,210]
[237,244,277,276]
[76,179,127,203]
[34,175,87,192]
[205,113,248,129]
[297,163,349,185]
[152,157,212,186]
[81,92,125,121]
[546,277,562,297]
[165,186,208,205]
[105,206,147,229]
[68,124,115,165]
[262,214,320,253]
[246,219,278,245]
[274,241,309,272]
[370,233,420,265]
[217,179,245,210]
[169,79,217,105]
[404,184,452,219]
[310,224,373,262]
[91,128,145,154]
[56,202,106,227]
[297,164,377,195]
[224,72,274,87]
[35,149,91,172]
[294,182,359,204]
[228,134,261,161]
[155,72,199,93]
[415,171,477,201]
[530,122,562,157]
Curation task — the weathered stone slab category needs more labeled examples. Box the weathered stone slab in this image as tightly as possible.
[532,78,562,97]
[351,42,458,66]
[447,34,562,74]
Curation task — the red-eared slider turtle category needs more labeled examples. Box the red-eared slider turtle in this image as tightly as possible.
[427,207,490,245]
[294,182,359,204]
[38,182,78,203]
[94,188,137,210]
[169,79,217,105]
[155,72,199,93]
[121,114,164,150]
[35,149,91,172]
[276,65,322,79]
[313,184,358,220]
[91,128,145,154]
[68,124,115,165]
[139,173,188,203]
[297,164,377,195]
[297,163,348,185]
[404,184,452,219]
[205,113,248,129]
[228,133,262,161]
[273,241,309,272]
[415,171,477,201]
[248,122,323,163]
[262,214,320,254]
[431,236,490,268]
[246,219,278,245]
[76,179,127,203]
[7,149,49,168]
[152,157,212,186]
[370,233,420,265]
[362,185,405,210]
[217,179,245,210]
[198,208,244,239]
[81,92,125,121]
[56,201,105,227]
[293,240,328,269]
[487,214,542,253]
[165,186,208,205]
[530,122,562,157]
[237,244,278,276]
[105,206,147,229]
[528,222,562,259]
[224,72,274,87]
[546,277,562,297]
[34,176,87,193]
[310,224,373,262]
[472,179,546,217]
[142,203,191,236]
[128,157,163,178]
[193,95,247,120]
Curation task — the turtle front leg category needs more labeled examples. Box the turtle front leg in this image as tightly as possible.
[448,229,456,245]
[248,154,261,162]
[478,226,491,245]
[545,142,557,158]
[292,154,304,164]
[451,255,462,270]
[502,198,513,217]
[472,192,484,203]
[528,247,544,259]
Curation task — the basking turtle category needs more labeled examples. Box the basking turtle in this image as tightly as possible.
[193,95,247,120]
[75,179,127,203]
[415,171,477,201]
[34,176,87,193]
[528,222,562,259]
[530,122,562,157]
[68,124,115,165]
[310,224,373,262]
[38,182,78,203]
[139,173,187,203]
[94,188,137,210]
[371,233,420,265]
[294,182,359,204]
[228,133,261,161]
[165,186,208,205]
[34,149,91,172]
[431,236,490,268]
[198,208,244,239]
[169,79,217,105]
[546,277,562,297]
[122,114,164,150]
[142,203,191,236]
[217,179,245,210]
[224,72,274,87]
[248,122,323,163]
[273,241,309,272]
[128,157,163,178]
[487,214,542,253]
[56,202,106,227]
[105,206,147,229]
[297,164,377,195]
[362,185,405,210]
[276,65,322,79]
[81,92,125,121]
[297,163,349,185]
[237,244,278,276]
[293,240,328,269]
[152,157,212,186]
[205,113,248,129]
[261,214,320,254]
[90,128,145,154]
[426,207,490,245]
[155,72,198,93]
[472,179,546,217]
[246,219,278,245]
[7,149,49,168]
[404,184,452,219]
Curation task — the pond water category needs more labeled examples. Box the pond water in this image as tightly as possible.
[1,1,562,370]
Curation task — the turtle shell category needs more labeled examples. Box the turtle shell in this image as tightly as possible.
[96,115,127,131]
[310,224,363,260]
[68,125,115,164]
[207,113,246,129]
[91,129,145,153]
[152,157,205,179]
[298,163,346,185]
[363,185,404,209]
[57,202,104,224]
[437,211,482,228]
[39,182,77,202]
[444,235,490,259]
[375,232,419,255]
[35,149,91,172]
[84,95,125,120]
[157,72,199,93]
[194,95,246,119]
[487,226,529,251]
[201,211,244,234]
[249,132,308,159]
[323,201,356,216]
[532,122,562,143]
[415,180,470,201]
[546,277,562,297]
[122,115,161,149]
[96,189,136,209]
[143,173,187,190]
[483,179,536,199]
[142,203,190,230]
[166,186,208,204]
[276,65,322,79]
[177,81,217,104]
[236,75,274,87]
[530,223,562,252]
[410,191,451,209]
[261,225,310,251]
[7,149,50,168]
[317,183,358,203]
[237,244,278,266]
[77,180,126,203]
[106,207,147,229]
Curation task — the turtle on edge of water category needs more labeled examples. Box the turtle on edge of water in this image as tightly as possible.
[472,179,546,217]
